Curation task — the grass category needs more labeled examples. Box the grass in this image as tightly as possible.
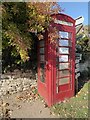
[51,81,89,118]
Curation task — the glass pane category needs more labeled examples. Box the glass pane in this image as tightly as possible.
[40,55,44,62]
[59,48,69,54]
[59,55,68,62]
[59,63,69,70]
[40,63,45,82]
[59,40,70,46]
[40,40,44,47]
[40,48,44,54]
[59,31,71,39]
[59,77,70,85]
[58,70,70,78]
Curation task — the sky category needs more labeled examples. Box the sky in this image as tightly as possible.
[58,2,88,25]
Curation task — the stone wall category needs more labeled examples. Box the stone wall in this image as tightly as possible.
[0,75,37,97]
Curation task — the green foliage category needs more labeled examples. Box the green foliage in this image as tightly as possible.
[76,34,90,53]
[80,70,88,79]
[2,2,61,72]
[2,3,32,62]
[87,67,90,78]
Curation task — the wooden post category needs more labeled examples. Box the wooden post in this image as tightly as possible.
[75,59,81,94]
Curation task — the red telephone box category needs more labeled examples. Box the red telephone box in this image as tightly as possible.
[38,13,76,106]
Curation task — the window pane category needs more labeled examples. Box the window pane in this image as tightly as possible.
[57,70,70,78]
[59,55,68,62]
[40,40,44,47]
[59,48,69,54]
[40,55,45,62]
[40,63,45,82]
[59,63,69,70]
[40,48,44,54]
[59,31,71,39]
[59,40,72,47]
[59,39,72,47]
[59,77,70,85]
[59,40,68,46]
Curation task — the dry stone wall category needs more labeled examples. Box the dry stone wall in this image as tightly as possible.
[0,75,37,97]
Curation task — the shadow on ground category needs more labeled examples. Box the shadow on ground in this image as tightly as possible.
[77,76,89,93]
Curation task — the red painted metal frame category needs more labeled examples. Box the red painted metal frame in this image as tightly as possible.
[38,13,76,106]
[37,31,49,104]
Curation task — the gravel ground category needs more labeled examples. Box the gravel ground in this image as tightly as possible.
[0,71,58,118]
[0,89,58,118]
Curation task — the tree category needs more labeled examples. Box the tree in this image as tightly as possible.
[1,2,62,72]
[2,2,61,62]
[76,34,90,53]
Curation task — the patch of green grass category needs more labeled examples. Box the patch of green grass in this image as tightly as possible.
[51,81,89,118]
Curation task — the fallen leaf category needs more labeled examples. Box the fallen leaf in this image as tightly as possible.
[44,103,48,108]
[17,105,22,109]
[39,110,42,113]
[2,102,9,107]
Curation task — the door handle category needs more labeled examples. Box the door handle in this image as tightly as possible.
[46,62,51,70]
